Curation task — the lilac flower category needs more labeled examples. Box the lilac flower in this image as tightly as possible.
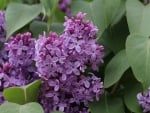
[0,10,6,42]
[0,10,7,65]
[36,12,104,113]
[137,88,150,112]
[0,33,38,104]
[62,12,104,71]
[39,74,103,113]
[35,32,66,80]
[58,0,72,16]
[6,32,35,68]
[0,62,31,104]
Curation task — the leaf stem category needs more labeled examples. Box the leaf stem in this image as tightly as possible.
[110,82,119,94]
[47,0,59,31]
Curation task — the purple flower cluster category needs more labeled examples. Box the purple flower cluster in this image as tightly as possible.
[6,32,35,68]
[0,32,38,104]
[0,11,6,42]
[0,11,7,65]
[0,10,104,113]
[137,88,150,112]
[35,12,104,113]
[0,62,27,104]
[58,0,72,16]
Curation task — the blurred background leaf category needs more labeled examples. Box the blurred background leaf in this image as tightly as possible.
[6,3,42,38]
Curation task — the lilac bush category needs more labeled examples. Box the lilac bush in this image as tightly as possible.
[1,0,150,113]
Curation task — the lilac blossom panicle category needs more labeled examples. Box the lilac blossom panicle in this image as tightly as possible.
[0,32,38,104]
[6,32,35,68]
[0,10,7,65]
[58,0,72,16]
[137,88,150,112]
[35,12,104,113]
[0,10,6,42]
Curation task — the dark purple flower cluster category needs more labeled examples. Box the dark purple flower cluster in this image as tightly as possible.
[35,12,104,113]
[137,88,150,112]
[58,0,72,16]
[0,32,38,104]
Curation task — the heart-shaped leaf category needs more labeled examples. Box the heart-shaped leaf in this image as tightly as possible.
[104,50,129,88]
[126,0,150,36]
[126,34,150,91]
[6,3,42,38]
[3,80,41,104]
[0,102,44,113]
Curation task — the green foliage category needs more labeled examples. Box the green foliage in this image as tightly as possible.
[89,93,124,113]
[126,0,150,37]
[124,82,142,113]
[104,50,129,88]
[0,102,44,113]
[0,0,7,9]
[6,3,42,38]
[126,34,150,91]
[3,80,41,104]
[30,21,64,37]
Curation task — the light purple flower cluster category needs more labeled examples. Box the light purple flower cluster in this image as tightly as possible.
[0,32,38,104]
[137,88,150,112]
[58,0,72,16]
[35,12,104,113]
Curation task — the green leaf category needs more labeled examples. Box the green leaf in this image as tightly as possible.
[3,80,41,105]
[30,21,47,38]
[71,0,125,36]
[0,0,22,9]
[0,102,44,113]
[0,0,6,9]
[124,82,142,113]
[89,93,124,113]
[126,0,150,36]
[6,3,42,38]
[104,50,129,88]
[99,17,129,53]
[30,21,64,37]
[126,34,150,91]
